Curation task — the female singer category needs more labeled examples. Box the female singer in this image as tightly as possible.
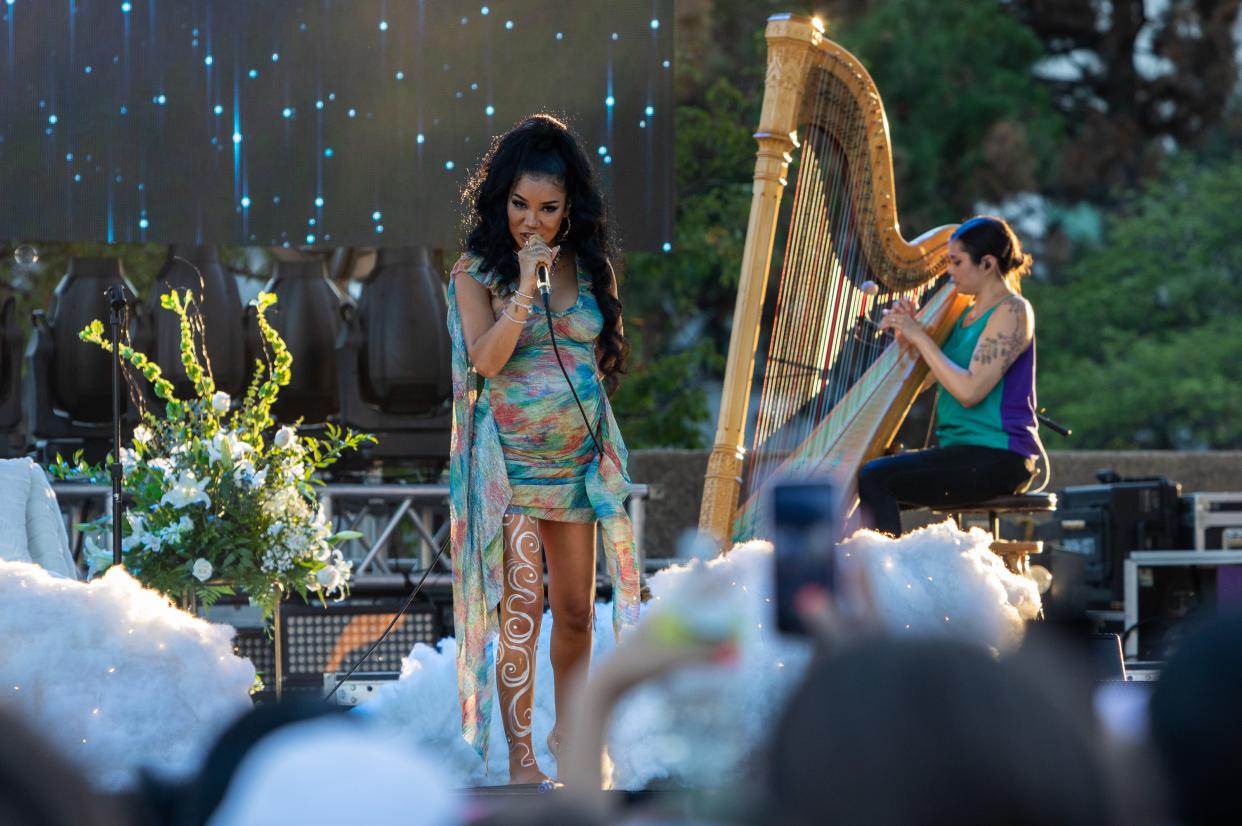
[446,114,640,783]
[858,215,1043,536]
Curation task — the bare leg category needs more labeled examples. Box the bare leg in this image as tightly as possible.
[496,512,549,784]
[539,519,597,765]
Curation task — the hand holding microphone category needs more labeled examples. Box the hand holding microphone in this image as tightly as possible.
[516,232,560,299]
[536,260,552,298]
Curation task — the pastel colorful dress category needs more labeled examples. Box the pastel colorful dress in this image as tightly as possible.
[445,252,641,761]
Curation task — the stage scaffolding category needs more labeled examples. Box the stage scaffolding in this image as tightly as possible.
[51,480,652,698]
[51,482,653,583]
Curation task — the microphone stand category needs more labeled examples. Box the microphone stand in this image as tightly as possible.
[106,284,128,569]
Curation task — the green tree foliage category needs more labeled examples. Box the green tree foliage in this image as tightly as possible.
[2,241,166,339]
[1028,154,1242,449]
[615,0,1065,447]
[612,82,753,448]
[832,0,1064,230]
[613,36,773,447]
[611,1,815,449]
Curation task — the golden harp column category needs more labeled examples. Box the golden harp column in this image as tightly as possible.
[698,15,823,546]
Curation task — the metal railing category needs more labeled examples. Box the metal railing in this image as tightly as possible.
[51,481,651,581]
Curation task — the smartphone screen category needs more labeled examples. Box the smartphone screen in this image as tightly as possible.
[769,478,838,635]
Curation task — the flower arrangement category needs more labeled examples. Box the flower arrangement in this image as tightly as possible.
[50,290,374,620]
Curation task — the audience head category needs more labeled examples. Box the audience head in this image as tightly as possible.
[1148,611,1242,826]
[202,710,457,826]
[761,637,1118,826]
[0,706,126,826]
[160,697,344,826]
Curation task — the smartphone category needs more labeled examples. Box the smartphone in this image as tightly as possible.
[769,477,839,635]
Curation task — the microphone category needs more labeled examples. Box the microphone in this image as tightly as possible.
[106,283,129,310]
[536,261,552,298]
[858,280,887,336]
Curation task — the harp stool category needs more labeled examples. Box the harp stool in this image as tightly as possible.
[934,493,1057,575]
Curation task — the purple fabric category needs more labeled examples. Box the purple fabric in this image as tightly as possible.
[1217,565,1242,610]
[1001,340,1040,458]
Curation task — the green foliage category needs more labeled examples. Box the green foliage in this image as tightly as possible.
[611,342,723,449]
[1,241,166,340]
[1028,153,1242,448]
[833,0,1064,229]
[616,80,757,447]
[617,2,1068,448]
[49,291,375,618]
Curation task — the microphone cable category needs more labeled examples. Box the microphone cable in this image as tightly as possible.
[322,258,608,703]
[320,536,448,703]
[538,266,605,460]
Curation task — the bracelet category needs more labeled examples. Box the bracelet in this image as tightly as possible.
[502,307,526,324]
[509,295,532,310]
[514,289,535,301]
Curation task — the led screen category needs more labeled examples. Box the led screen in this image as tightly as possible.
[0,0,674,251]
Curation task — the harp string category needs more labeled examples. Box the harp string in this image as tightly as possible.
[745,62,948,503]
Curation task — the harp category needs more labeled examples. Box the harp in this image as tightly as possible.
[699,15,970,544]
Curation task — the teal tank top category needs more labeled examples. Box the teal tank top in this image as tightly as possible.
[935,304,1040,458]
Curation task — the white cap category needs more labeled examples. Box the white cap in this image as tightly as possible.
[206,717,458,826]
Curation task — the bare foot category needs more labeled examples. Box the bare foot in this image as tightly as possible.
[546,728,565,762]
[509,763,552,785]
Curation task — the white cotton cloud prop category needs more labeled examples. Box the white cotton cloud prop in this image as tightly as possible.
[365,519,1040,790]
[0,560,256,790]
[604,542,814,790]
[840,519,1041,651]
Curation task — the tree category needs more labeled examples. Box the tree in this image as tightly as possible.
[615,0,1067,447]
[612,79,754,448]
[831,0,1065,230]
[1014,0,1241,201]
[1027,152,1242,448]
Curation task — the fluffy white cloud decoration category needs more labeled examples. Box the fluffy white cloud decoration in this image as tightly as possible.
[367,520,1038,788]
[0,560,256,789]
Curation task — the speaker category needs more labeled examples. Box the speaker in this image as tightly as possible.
[247,258,344,425]
[149,245,246,398]
[1055,476,1183,609]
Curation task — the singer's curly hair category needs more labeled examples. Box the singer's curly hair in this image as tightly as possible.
[462,113,628,391]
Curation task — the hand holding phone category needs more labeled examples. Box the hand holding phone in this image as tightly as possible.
[769,477,839,636]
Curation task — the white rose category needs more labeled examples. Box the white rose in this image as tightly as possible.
[132,424,153,446]
[274,425,297,450]
[249,467,268,489]
[192,558,213,582]
[211,391,231,414]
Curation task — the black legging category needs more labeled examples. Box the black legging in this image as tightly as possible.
[857,445,1037,536]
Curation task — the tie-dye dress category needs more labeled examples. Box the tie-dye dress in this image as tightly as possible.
[445,252,641,762]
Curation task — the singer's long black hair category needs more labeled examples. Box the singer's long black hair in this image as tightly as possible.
[462,113,629,391]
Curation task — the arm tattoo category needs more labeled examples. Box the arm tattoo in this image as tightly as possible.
[973,298,1029,370]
